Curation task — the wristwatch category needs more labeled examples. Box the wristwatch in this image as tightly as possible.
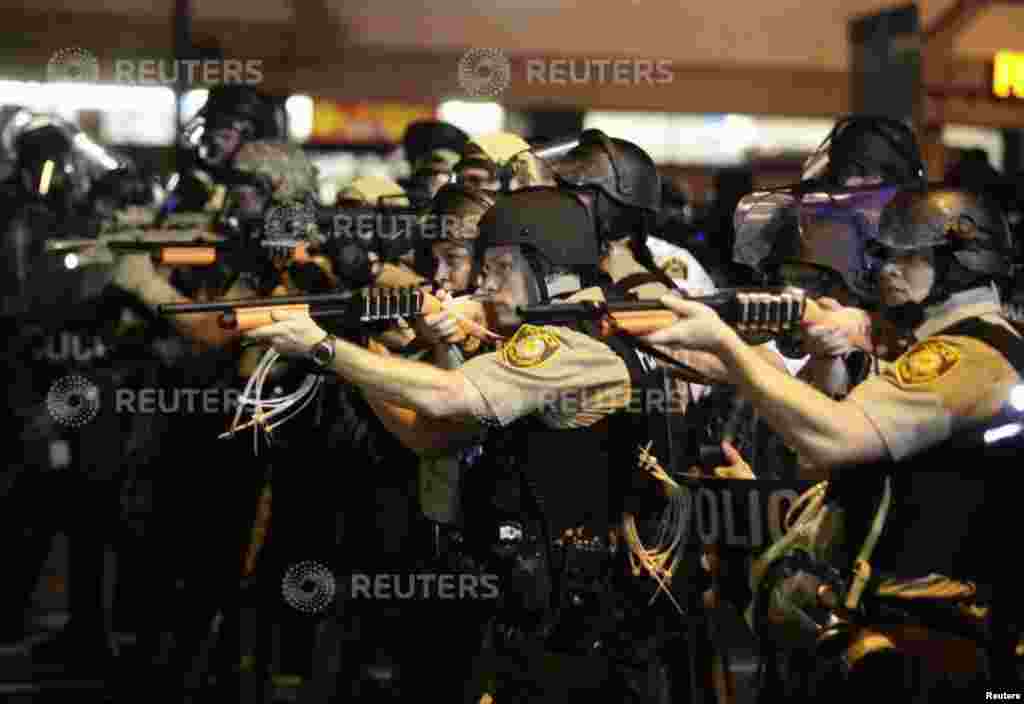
[310,334,337,369]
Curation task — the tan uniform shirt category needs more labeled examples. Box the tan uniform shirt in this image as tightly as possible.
[460,287,634,429]
[847,286,1021,461]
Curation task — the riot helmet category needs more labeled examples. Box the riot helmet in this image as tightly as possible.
[182,86,282,171]
[13,115,122,216]
[402,120,470,203]
[871,187,1013,294]
[545,129,660,215]
[476,186,601,302]
[733,115,926,301]
[416,183,496,292]
[802,115,926,188]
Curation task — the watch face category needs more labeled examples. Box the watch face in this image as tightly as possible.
[313,339,333,366]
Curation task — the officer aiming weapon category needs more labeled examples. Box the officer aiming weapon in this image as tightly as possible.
[516,287,876,354]
[157,286,501,345]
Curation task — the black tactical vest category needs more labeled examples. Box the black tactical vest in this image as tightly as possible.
[459,286,699,641]
[826,317,1024,587]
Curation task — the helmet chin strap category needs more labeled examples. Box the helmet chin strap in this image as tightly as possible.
[881,300,927,331]
[522,249,583,303]
[544,272,582,299]
[881,280,953,333]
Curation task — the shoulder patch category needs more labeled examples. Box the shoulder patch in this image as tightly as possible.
[501,324,561,368]
[892,338,961,387]
[658,255,689,280]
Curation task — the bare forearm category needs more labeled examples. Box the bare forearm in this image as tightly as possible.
[362,392,481,454]
[659,343,785,382]
[326,338,471,419]
[715,330,884,468]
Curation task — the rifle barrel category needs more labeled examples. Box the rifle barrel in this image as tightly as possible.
[159,291,359,315]
[106,240,221,252]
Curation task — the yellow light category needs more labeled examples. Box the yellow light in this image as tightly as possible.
[993,51,1024,99]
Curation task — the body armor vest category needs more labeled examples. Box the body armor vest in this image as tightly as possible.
[459,284,697,647]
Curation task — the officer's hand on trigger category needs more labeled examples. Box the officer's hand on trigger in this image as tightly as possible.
[413,289,461,346]
[713,441,754,480]
[802,297,855,359]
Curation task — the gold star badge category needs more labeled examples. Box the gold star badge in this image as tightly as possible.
[659,255,689,280]
[502,324,561,368]
[893,339,961,386]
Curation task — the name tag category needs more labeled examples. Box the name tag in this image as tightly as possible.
[677,478,817,550]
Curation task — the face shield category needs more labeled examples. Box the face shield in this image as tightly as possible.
[734,185,900,301]
[15,120,120,215]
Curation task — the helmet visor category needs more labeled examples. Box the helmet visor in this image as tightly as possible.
[734,185,900,299]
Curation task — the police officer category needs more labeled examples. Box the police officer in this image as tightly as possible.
[108,139,325,698]
[400,120,469,205]
[454,131,556,193]
[162,85,282,221]
[729,115,928,449]
[643,187,1021,698]
[0,116,174,682]
[246,186,701,701]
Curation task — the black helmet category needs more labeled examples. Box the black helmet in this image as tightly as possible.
[871,187,1013,279]
[413,184,497,285]
[429,183,497,231]
[402,121,469,172]
[14,116,121,214]
[548,129,660,214]
[183,86,281,170]
[802,115,926,188]
[477,186,600,285]
[199,86,280,138]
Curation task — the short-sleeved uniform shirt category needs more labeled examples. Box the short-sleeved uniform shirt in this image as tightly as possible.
[460,287,634,430]
[846,285,1021,461]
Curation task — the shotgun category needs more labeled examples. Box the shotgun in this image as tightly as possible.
[516,288,875,354]
[157,287,502,351]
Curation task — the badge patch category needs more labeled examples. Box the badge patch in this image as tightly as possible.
[893,339,961,386]
[659,255,689,280]
[502,324,561,368]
